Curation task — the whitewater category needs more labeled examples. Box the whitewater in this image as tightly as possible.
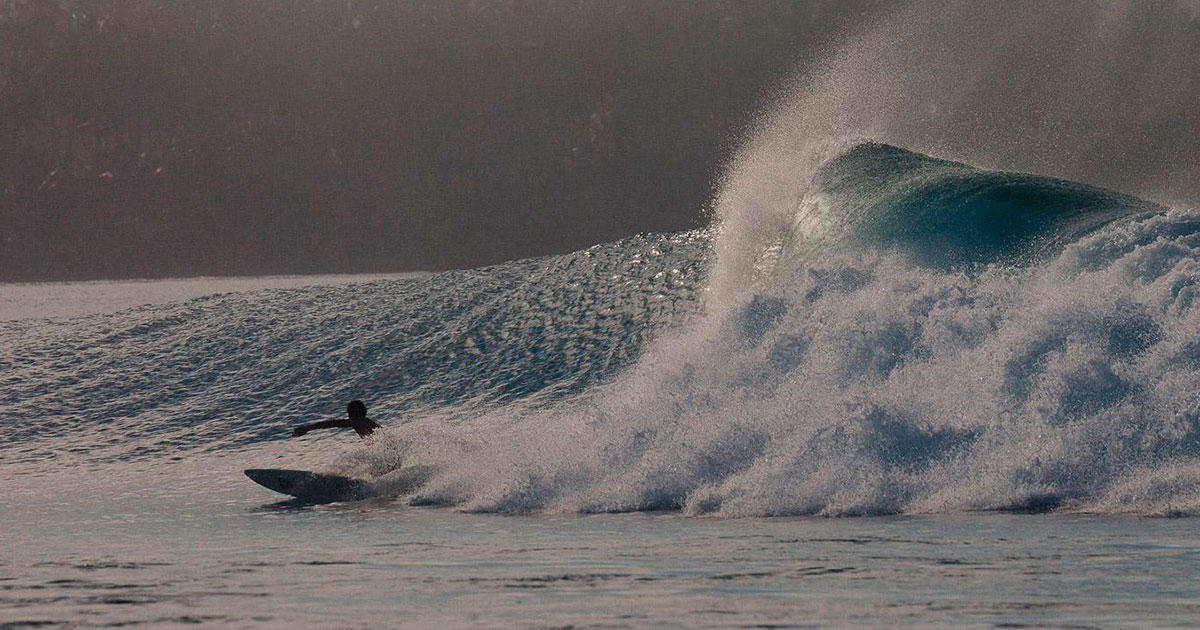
[6,1,1200,627]
[7,139,1200,627]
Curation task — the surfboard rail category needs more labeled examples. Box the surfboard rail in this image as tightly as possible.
[244,468,371,502]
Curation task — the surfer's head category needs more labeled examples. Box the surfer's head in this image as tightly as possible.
[347,399,367,419]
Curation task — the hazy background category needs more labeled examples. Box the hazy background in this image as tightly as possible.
[0,0,881,281]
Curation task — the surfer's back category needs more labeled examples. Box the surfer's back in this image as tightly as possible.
[350,416,382,438]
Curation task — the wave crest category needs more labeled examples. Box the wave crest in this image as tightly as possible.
[777,142,1163,271]
[397,208,1200,517]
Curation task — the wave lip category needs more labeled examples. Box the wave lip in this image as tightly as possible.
[782,143,1166,270]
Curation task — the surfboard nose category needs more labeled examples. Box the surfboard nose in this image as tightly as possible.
[245,468,293,492]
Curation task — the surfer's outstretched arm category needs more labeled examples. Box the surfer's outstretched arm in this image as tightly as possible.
[291,419,352,437]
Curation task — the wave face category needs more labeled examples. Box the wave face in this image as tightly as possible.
[0,231,708,466]
[779,143,1163,270]
[6,143,1200,517]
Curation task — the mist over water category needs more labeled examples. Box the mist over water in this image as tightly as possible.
[350,0,1200,516]
[6,1,1200,521]
[710,0,1200,304]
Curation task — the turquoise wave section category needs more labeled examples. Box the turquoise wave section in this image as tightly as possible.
[782,143,1164,269]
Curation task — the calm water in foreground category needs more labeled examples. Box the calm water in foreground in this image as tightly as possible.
[4,459,1199,629]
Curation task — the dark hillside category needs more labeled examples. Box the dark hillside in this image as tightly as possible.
[0,0,877,280]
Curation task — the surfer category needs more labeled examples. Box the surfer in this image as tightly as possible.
[291,400,381,439]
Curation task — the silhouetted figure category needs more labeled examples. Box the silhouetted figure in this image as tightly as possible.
[291,400,382,439]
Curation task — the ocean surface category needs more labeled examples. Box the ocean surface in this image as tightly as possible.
[7,141,1200,627]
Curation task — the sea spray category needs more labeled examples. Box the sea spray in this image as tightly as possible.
[708,0,1200,304]
[398,205,1200,516]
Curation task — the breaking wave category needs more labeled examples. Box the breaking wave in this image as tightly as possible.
[6,139,1200,517]
[6,0,1200,517]
[382,143,1200,517]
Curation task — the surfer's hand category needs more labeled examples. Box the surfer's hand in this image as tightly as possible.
[291,427,308,437]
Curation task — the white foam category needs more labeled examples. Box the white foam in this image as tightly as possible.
[357,2,1200,516]
[384,210,1200,516]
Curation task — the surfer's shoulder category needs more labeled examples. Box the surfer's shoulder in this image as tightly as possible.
[350,416,382,437]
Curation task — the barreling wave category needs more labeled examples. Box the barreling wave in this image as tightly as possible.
[371,143,1200,517]
[6,141,1200,517]
[776,142,1163,270]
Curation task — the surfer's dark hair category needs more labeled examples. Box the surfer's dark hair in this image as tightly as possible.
[347,400,367,418]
